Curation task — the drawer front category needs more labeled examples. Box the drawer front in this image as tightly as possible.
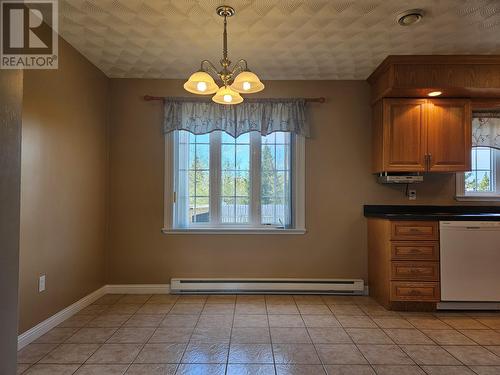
[390,282,440,302]
[391,242,439,261]
[391,262,439,281]
[391,221,439,241]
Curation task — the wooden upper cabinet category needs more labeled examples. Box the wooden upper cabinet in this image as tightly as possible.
[382,99,427,172]
[372,98,471,173]
[367,56,500,103]
[427,99,472,172]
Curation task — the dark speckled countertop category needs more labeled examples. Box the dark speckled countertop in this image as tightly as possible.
[364,205,500,221]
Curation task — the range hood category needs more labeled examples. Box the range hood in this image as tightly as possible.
[377,173,423,184]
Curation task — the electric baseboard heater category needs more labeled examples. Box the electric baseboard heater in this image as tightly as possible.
[170,278,365,294]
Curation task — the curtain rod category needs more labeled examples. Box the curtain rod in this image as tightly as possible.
[143,95,326,103]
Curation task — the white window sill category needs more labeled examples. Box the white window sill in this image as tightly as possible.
[161,228,307,235]
[456,195,500,202]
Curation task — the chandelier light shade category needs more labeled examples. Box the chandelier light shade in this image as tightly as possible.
[212,85,243,105]
[183,5,264,105]
[183,71,219,95]
[231,71,265,94]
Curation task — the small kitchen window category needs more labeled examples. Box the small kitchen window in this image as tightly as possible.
[456,111,500,201]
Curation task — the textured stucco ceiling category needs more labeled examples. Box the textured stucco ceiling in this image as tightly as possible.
[59,0,500,79]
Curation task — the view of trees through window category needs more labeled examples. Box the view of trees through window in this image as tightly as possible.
[261,132,290,225]
[178,130,291,226]
[465,147,494,192]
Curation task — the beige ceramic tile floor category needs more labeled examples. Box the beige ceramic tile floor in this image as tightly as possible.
[17,294,500,375]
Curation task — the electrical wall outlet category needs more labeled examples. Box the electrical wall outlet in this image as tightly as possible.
[39,274,46,292]
[408,189,417,200]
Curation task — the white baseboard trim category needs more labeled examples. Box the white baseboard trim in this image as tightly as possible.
[18,284,171,350]
[17,286,107,350]
[105,284,171,294]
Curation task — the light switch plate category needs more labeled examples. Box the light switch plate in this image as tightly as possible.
[39,274,46,292]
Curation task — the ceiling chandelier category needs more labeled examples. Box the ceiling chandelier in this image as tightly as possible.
[183,5,264,105]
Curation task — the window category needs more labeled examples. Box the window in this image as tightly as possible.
[164,130,305,233]
[457,147,500,200]
[457,111,500,201]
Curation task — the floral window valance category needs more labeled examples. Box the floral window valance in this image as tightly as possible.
[162,97,309,138]
[472,112,500,150]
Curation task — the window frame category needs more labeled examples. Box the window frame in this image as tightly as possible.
[163,131,306,234]
[456,147,500,201]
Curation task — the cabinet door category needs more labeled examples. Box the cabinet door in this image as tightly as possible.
[382,99,427,172]
[427,99,471,172]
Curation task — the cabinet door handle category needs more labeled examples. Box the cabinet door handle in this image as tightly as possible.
[428,153,432,169]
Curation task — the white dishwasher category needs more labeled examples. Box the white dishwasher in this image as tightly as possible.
[439,221,500,309]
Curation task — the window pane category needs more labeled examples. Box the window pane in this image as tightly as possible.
[177,130,211,226]
[221,132,234,144]
[276,145,286,170]
[236,171,250,196]
[195,197,209,222]
[476,171,492,192]
[188,171,196,197]
[221,197,235,223]
[195,171,210,196]
[476,148,491,170]
[195,133,209,143]
[261,169,275,198]
[464,172,477,192]
[222,170,235,196]
[261,145,275,170]
[189,197,209,223]
[174,130,296,229]
[196,144,210,169]
[236,145,250,170]
[236,133,250,144]
[262,133,275,144]
[465,147,496,194]
[222,144,235,169]
[219,132,251,224]
[235,197,249,223]
[275,132,286,144]
[261,133,291,226]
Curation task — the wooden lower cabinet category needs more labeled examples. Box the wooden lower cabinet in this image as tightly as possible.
[368,218,440,310]
[391,282,440,301]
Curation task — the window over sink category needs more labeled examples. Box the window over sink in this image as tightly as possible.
[457,111,500,200]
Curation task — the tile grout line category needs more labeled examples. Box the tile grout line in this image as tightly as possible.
[294,295,328,374]
[74,294,147,374]
[176,295,208,374]
[119,293,159,375]
[340,308,384,375]
[265,296,278,375]
[224,296,236,375]
[29,295,125,374]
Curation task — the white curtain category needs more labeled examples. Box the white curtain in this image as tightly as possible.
[472,112,500,150]
[163,97,309,138]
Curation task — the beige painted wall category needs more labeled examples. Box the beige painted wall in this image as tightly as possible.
[107,79,477,284]
[19,38,109,333]
[0,69,23,374]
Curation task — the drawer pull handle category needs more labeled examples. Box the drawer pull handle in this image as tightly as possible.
[409,248,421,253]
[410,269,422,274]
[408,290,422,296]
[409,228,421,233]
